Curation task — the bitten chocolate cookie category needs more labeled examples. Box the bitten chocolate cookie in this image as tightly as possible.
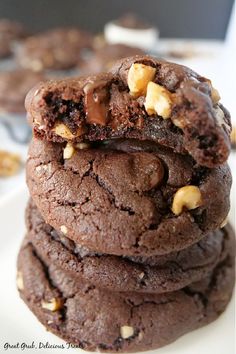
[26,199,235,294]
[0,70,45,113]
[17,239,235,352]
[16,27,93,71]
[0,19,28,58]
[26,137,231,256]
[80,44,144,74]
[25,55,231,167]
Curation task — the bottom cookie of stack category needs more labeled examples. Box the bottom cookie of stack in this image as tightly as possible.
[17,237,235,353]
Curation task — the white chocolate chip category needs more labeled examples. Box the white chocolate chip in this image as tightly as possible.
[60,225,68,234]
[53,123,75,139]
[139,272,145,279]
[211,87,221,105]
[172,185,202,215]
[63,143,75,159]
[128,63,156,97]
[145,81,172,119]
[41,298,63,312]
[120,325,134,339]
[16,271,24,290]
[53,123,85,139]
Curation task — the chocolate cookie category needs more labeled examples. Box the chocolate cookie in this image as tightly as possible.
[0,19,27,58]
[26,137,231,256]
[26,199,235,294]
[0,70,45,113]
[80,44,144,75]
[16,27,93,71]
[17,239,235,352]
[25,55,231,167]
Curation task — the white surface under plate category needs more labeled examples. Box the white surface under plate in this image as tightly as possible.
[0,177,235,354]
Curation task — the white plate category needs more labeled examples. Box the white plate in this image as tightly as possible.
[0,170,235,354]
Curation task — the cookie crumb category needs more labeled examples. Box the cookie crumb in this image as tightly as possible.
[63,143,75,159]
[0,150,21,177]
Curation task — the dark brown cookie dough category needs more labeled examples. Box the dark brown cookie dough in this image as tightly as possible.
[16,27,93,71]
[26,137,231,256]
[80,44,144,75]
[26,199,235,294]
[25,55,231,167]
[0,19,27,58]
[0,69,45,113]
[17,239,235,352]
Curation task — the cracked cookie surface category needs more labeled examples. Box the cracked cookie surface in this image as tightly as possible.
[26,199,234,294]
[17,237,235,352]
[26,137,231,256]
[25,55,231,167]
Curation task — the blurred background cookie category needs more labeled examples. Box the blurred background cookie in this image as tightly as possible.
[0,19,28,58]
[80,43,145,74]
[0,69,45,114]
[16,27,94,71]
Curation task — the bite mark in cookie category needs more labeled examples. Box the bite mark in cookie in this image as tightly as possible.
[26,56,231,167]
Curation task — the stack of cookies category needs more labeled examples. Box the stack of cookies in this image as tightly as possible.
[17,56,235,352]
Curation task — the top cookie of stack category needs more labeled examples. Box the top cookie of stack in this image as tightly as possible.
[25,55,232,257]
[26,55,231,168]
